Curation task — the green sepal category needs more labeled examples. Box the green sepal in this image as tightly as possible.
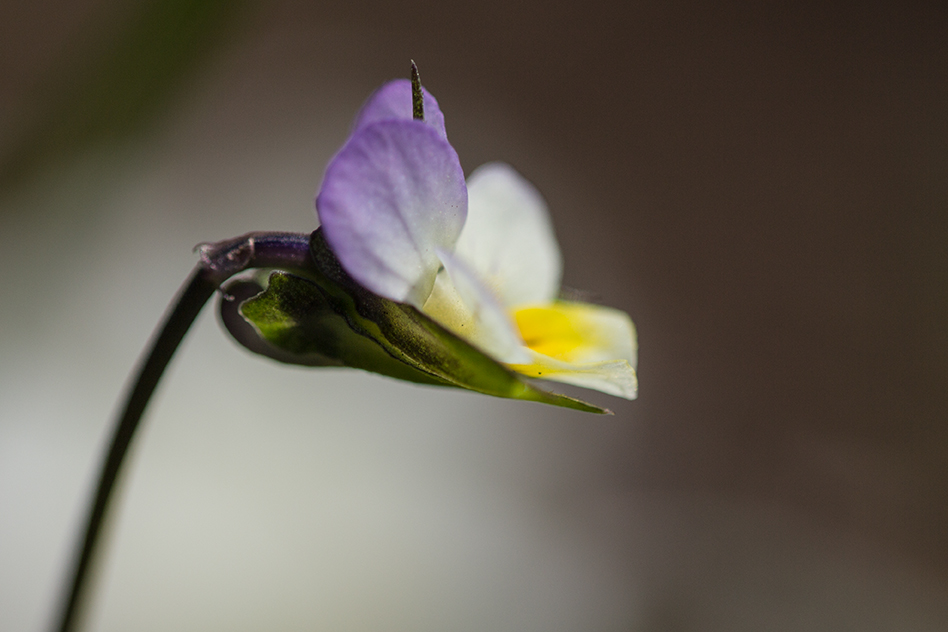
[225,229,609,414]
[231,272,450,386]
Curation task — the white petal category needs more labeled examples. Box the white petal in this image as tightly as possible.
[457,163,562,307]
[421,248,529,364]
[507,301,638,399]
[510,353,638,399]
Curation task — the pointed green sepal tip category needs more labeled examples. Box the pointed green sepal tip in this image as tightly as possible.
[410,60,424,121]
[218,229,610,414]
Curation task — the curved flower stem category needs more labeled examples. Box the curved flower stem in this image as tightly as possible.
[54,231,315,632]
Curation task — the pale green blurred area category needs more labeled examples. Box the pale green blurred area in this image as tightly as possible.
[2,1,948,631]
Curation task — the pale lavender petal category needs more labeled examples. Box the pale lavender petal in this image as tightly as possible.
[316,119,467,307]
[352,79,447,140]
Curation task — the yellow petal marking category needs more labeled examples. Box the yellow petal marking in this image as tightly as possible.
[508,302,638,398]
[511,301,636,365]
[513,305,584,359]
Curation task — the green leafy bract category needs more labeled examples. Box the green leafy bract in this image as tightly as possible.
[225,229,609,414]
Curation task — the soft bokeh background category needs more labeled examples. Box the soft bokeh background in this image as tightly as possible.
[2,1,947,630]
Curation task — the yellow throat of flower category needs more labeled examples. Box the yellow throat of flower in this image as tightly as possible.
[512,304,585,359]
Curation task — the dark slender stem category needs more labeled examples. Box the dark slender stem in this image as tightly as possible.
[54,231,314,632]
[54,268,216,632]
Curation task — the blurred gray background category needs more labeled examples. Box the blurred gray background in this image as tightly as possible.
[1,1,946,630]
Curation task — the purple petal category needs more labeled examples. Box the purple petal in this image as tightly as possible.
[352,79,448,140]
[316,119,467,307]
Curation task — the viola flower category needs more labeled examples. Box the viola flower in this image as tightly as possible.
[316,75,636,394]
[228,72,637,411]
[420,162,638,399]
[54,68,642,632]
